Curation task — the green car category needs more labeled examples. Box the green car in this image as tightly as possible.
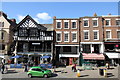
[27,66,52,78]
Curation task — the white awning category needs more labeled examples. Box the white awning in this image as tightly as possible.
[105,53,120,59]
[59,54,79,58]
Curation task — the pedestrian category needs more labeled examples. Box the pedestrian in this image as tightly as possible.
[24,63,28,72]
[72,64,76,72]
[1,63,5,74]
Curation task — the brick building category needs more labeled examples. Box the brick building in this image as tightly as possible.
[53,16,80,66]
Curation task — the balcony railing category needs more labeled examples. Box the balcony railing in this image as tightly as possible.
[14,36,53,41]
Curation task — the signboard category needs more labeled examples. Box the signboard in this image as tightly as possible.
[32,43,41,45]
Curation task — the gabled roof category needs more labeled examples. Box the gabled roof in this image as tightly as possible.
[14,15,46,31]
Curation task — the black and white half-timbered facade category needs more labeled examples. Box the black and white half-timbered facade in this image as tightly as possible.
[13,15,53,65]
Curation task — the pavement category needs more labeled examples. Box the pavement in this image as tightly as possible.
[2,65,118,78]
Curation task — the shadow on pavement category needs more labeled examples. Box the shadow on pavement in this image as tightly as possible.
[79,75,89,77]
[5,70,18,74]
[107,73,114,77]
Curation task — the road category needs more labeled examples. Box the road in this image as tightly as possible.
[2,66,118,78]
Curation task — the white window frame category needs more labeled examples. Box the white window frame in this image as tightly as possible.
[83,18,89,27]
[117,30,120,39]
[83,30,89,40]
[92,18,98,27]
[106,30,112,39]
[71,20,77,29]
[64,31,69,42]
[116,19,120,26]
[56,31,62,42]
[71,31,77,42]
[56,20,62,29]
[93,30,99,40]
[105,19,111,26]
[64,20,69,29]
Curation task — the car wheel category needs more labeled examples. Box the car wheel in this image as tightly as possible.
[28,74,32,78]
[43,74,48,78]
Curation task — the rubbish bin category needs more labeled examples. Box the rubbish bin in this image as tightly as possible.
[99,68,104,76]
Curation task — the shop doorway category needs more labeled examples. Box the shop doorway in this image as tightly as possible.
[93,44,99,53]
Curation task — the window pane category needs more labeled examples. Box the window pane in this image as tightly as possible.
[106,20,110,26]
[93,20,97,26]
[106,31,110,38]
[72,33,77,41]
[57,22,61,28]
[0,44,5,50]
[94,32,98,39]
[30,29,38,36]
[116,20,120,26]
[82,44,91,53]
[63,46,71,52]
[84,20,88,26]
[72,22,76,28]
[0,22,4,27]
[84,32,88,39]
[57,33,61,41]
[64,33,68,41]
[64,22,68,28]
[117,31,120,38]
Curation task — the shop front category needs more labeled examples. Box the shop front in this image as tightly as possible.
[105,53,120,66]
[82,53,105,66]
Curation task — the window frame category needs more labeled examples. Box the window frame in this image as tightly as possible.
[92,18,98,27]
[56,20,62,29]
[71,20,77,29]
[93,30,99,40]
[83,19,89,27]
[83,30,89,40]
[64,31,69,42]
[71,31,77,42]
[56,31,62,42]
[105,19,111,26]
[106,30,111,39]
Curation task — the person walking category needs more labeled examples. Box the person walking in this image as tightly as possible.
[1,63,5,74]
[72,64,77,72]
[24,63,28,72]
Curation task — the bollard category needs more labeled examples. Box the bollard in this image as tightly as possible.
[77,69,80,77]
[104,69,107,77]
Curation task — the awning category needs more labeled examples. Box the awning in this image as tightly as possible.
[11,55,23,59]
[41,55,51,59]
[17,52,51,55]
[82,53,105,60]
[104,42,120,44]
[105,53,120,59]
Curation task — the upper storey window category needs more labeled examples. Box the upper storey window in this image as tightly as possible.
[83,19,89,27]
[64,20,69,29]
[71,20,77,29]
[105,19,111,26]
[116,19,120,26]
[0,22,4,27]
[56,20,62,29]
[19,29,28,36]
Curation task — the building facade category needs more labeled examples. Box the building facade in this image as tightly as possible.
[53,16,80,66]
[79,15,105,66]
[0,11,16,63]
[13,15,53,65]
[103,15,120,66]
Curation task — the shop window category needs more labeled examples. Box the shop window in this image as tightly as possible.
[63,46,71,52]
[82,44,91,53]
[0,44,5,50]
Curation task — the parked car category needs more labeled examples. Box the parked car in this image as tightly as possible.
[27,66,52,78]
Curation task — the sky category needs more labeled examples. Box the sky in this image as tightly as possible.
[1,2,118,24]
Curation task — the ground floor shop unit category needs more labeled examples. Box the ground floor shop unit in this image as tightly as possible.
[82,53,105,66]
[55,44,79,66]
[10,52,52,66]
[80,42,104,53]
[105,52,120,66]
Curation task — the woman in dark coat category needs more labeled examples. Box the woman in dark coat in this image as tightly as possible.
[1,63,5,74]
